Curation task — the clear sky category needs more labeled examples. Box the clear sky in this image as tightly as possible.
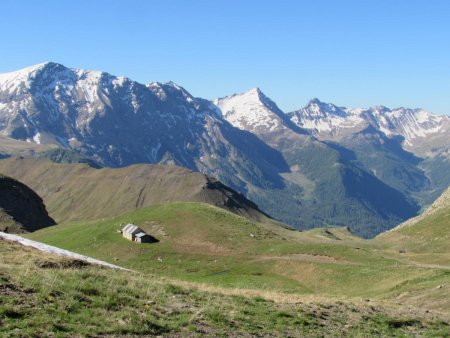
[1,0,449,114]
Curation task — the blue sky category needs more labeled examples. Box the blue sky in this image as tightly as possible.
[1,0,449,114]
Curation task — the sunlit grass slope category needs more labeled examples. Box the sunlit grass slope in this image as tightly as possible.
[27,202,450,312]
[2,238,449,337]
[0,157,268,224]
[377,186,450,254]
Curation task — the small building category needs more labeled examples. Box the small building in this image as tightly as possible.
[120,224,158,244]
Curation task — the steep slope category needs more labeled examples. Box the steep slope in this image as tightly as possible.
[215,89,418,237]
[378,186,450,253]
[0,174,55,233]
[0,157,270,224]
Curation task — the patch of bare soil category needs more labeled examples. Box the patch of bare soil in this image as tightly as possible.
[34,258,90,269]
[0,273,35,298]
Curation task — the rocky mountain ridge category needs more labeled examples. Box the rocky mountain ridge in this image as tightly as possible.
[288,98,450,150]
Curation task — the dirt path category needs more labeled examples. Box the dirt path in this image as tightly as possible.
[400,260,450,270]
[251,253,359,265]
[0,232,131,271]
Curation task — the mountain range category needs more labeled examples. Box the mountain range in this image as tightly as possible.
[1,62,449,237]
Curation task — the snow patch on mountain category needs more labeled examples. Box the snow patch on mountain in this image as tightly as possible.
[32,132,41,144]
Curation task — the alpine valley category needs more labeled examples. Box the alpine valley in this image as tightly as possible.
[1,62,450,238]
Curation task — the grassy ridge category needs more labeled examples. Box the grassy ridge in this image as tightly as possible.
[0,157,268,224]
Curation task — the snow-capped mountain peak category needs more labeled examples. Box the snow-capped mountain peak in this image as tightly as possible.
[289,98,450,146]
[213,87,288,133]
[303,98,348,118]
[0,62,56,94]
[289,99,362,135]
[362,106,448,145]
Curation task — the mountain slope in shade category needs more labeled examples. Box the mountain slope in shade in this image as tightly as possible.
[0,174,55,233]
[0,157,270,224]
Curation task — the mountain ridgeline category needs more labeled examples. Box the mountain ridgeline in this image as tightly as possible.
[0,157,270,225]
[0,62,449,237]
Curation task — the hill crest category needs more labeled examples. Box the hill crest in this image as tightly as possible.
[0,157,270,224]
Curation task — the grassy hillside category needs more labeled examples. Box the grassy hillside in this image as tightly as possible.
[376,186,450,257]
[2,237,449,337]
[0,135,56,158]
[0,157,269,224]
[27,202,450,313]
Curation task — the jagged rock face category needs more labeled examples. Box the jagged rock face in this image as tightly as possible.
[0,175,55,233]
[288,98,450,151]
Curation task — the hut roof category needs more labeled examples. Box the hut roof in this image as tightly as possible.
[122,224,143,235]
[135,232,147,238]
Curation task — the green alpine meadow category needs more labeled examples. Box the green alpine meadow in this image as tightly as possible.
[1,1,450,337]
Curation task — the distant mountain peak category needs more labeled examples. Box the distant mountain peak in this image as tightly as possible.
[213,87,288,133]
[296,98,348,118]
[11,61,55,73]
[246,87,263,96]
[370,105,391,114]
[307,97,323,105]
[0,62,62,93]
[288,97,449,146]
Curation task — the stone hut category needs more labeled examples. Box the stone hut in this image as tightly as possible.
[120,224,158,244]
